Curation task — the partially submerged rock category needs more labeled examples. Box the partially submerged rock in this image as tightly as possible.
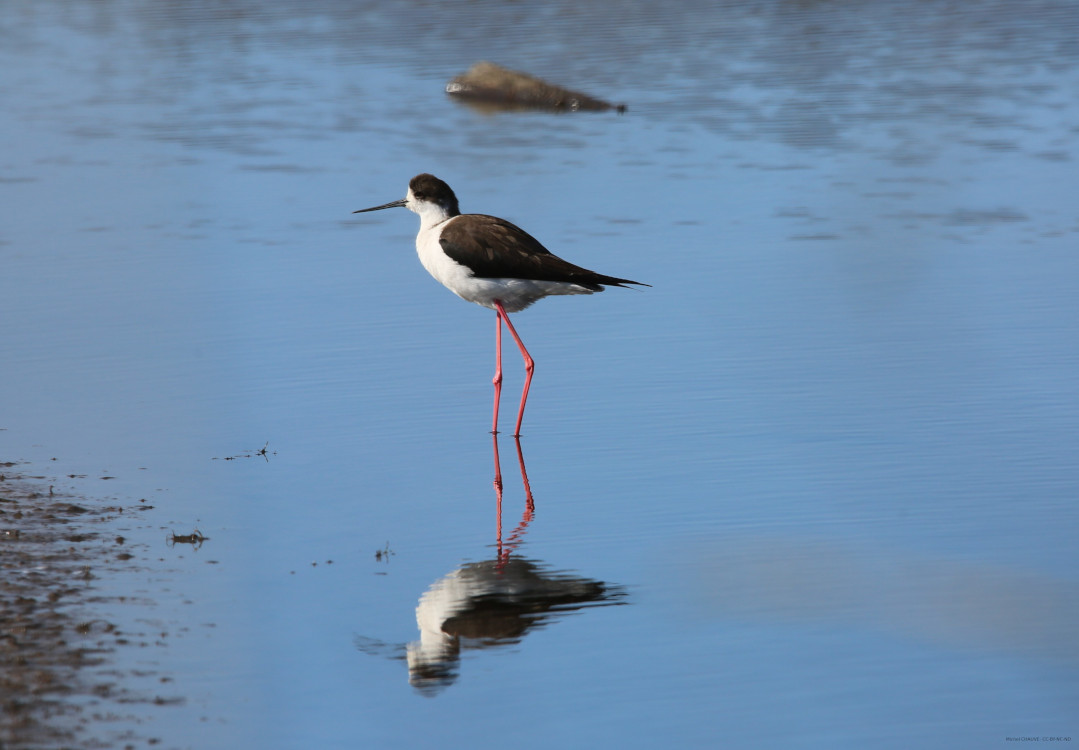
[446,62,626,113]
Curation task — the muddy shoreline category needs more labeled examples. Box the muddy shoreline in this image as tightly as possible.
[0,463,176,749]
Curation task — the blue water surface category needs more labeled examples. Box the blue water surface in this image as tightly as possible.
[2,1,1077,748]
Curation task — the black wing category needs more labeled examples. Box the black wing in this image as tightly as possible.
[439,214,648,289]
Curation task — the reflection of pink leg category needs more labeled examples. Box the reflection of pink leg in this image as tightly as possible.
[514,436,534,514]
[494,301,534,438]
[493,433,503,559]
[492,309,503,434]
[496,434,535,568]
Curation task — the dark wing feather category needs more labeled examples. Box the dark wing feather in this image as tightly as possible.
[439,215,648,289]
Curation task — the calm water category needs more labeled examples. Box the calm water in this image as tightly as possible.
[2,1,1078,747]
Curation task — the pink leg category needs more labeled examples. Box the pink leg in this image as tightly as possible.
[492,309,503,434]
[494,301,534,438]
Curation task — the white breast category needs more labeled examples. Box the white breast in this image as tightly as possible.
[415,217,599,313]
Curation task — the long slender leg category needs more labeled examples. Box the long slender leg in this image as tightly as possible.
[494,301,534,438]
[492,308,503,434]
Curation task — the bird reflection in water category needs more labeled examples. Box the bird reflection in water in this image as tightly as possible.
[356,435,626,696]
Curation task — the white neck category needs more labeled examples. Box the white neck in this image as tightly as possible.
[407,189,455,231]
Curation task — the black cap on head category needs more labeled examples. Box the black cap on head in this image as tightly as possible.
[409,173,460,217]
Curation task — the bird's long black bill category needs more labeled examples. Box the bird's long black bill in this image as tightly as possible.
[353,198,407,213]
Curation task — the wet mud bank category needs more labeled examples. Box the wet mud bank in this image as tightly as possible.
[0,463,175,749]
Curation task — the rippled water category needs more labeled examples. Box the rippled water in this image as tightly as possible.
[2,1,1078,748]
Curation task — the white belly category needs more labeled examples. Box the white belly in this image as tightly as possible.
[416,223,599,313]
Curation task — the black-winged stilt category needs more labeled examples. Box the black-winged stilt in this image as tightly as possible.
[354,173,647,436]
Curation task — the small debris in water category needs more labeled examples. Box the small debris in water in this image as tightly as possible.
[167,529,207,548]
[375,542,395,562]
[213,441,276,462]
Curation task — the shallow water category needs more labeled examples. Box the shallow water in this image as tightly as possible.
[2,1,1078,747]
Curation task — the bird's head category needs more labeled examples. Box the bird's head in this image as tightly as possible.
[354,173,460,224]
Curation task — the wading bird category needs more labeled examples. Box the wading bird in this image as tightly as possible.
[355,173,647,436]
